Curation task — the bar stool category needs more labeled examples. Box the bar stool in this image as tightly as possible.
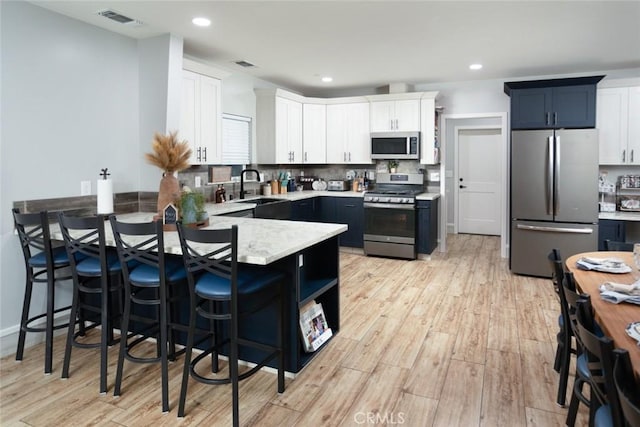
[175,223,286,426]
[109,217,187,413]
[12,208,73,374]
[57,212,124,394]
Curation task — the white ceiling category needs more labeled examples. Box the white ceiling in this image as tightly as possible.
[31,1,640,97]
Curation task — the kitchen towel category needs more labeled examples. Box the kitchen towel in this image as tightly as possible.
[599,281,640,305]
[576,257,632,273]
[97,179,114,214]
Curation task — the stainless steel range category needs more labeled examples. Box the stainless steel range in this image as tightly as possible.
[363,173,424,260]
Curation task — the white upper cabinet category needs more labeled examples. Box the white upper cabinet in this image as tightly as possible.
[419,95,439,165]
[256,89,303,164]
[179,69,222,165]
[326,102,371,164]
[302,103,327,163]
[628,87,640,165]
[370,99,420,132]
[597,86,640,165]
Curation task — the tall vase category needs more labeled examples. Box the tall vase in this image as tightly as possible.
[157,172,180,216]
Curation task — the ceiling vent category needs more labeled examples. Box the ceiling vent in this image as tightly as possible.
[97,9,143,26]
[234,60,255,68]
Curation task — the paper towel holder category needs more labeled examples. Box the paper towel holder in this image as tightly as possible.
[97,168,114,215]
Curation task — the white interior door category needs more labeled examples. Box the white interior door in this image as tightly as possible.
[457,128,502,235]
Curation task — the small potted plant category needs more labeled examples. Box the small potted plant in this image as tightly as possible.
[179,190,208,227]
[388,160,399,173]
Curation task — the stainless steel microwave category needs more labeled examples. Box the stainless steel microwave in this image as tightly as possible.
[370,131,420,160]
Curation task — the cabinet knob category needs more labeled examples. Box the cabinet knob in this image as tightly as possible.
[553,112,558,126]
[202,147,207,162]
[197,147,201,162]
[632,150,634,163]
[623,149,626,163]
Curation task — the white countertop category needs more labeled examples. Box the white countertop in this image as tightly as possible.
[416,192,441,201]
[51,212,347,266]
[207,190,441,214]
[599,211,640,221]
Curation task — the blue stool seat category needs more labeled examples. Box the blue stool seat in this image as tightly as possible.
[75,251,121,276]
[577,354,590,380]
[195,268,284,299]
[29,246,70,268]
[594,405,613,427]
[128,258,186,286]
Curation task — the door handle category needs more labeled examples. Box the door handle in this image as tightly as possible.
[459,185,467,189]
[547,136,554,215]
[202,147,207,162]
[623,149,626,163]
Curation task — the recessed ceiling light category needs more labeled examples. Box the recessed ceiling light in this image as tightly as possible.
[321,76,333,83]
[469,63,483,70]
[192,17,211,27]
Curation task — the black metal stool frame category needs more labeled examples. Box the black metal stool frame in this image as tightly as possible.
[12,208,73,374]
[176,223,286,425]
[58,212,123,394]
[110,217,186,413]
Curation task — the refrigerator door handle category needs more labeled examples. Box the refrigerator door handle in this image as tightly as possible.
[547,136,554,215]
[554,135,560,216]
[516,224,594,234]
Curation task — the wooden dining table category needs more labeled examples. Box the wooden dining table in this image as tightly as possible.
[566,251,640,378]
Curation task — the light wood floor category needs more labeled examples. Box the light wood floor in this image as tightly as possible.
[0,234,589,426]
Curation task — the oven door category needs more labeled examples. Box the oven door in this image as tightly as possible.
[363,203,416,244]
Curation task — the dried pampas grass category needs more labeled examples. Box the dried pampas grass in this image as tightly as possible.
[145,131,192,173]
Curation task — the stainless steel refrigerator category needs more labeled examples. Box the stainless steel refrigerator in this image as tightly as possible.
[510,129,599,277]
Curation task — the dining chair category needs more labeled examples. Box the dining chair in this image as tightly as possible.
[574,298,624,427]
[603,240,634,252]
[563,273,593,427]
[612,348,640,427]
[109,217,187,413]
[58,212,124,394]
[175,223,286,426]
[12,208,73,374]
[548,249,575,407]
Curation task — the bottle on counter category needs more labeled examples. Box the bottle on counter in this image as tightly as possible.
[215,185,224,203]
[220,184,226,202]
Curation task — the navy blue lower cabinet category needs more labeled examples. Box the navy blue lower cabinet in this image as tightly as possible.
[598,219,626,250]
[317,197,363,248]
[335,197,364,248]
[318,196,337,223]
[417,199,439,254]
[291,198,318,221]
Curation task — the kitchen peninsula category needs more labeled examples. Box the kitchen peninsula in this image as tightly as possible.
[50,209,347,374]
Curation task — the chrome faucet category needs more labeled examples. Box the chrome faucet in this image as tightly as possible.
[239,169,261,199]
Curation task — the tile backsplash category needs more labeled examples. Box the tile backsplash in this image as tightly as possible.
[179,160,441,199]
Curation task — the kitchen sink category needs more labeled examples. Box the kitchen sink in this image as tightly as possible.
[236,197,285,206]
[235,198,291,219]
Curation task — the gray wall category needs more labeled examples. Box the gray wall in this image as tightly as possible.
[0,1,176,355]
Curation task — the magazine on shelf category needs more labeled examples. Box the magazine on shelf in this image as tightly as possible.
[299,301,332,352]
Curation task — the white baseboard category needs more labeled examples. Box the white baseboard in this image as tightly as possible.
[0,310,70,358]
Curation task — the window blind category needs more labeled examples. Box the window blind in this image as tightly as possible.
[222,113,251,165]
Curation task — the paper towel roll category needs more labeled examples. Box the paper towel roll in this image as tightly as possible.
[97,179,114,214]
